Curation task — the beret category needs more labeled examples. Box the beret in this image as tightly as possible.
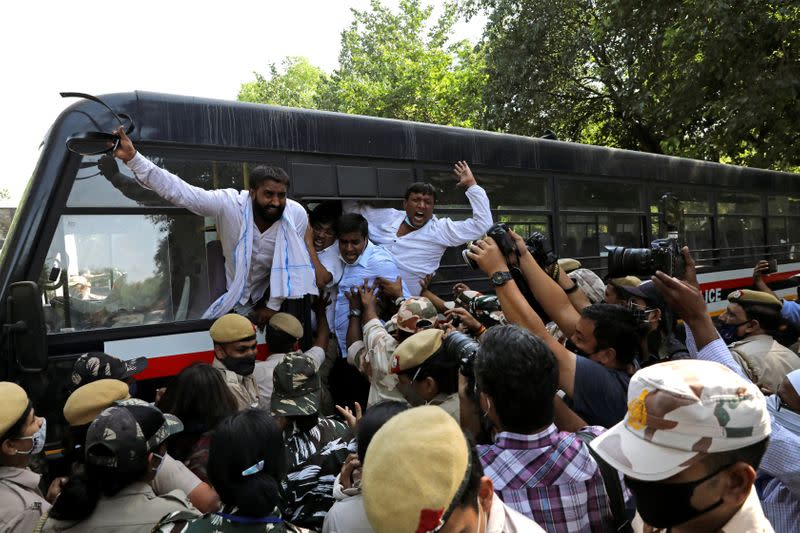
[268,312,304,339]
[64,379,130,427]
[390,329,444,374]
[609,276,642,288]
[558,257,582,273]
[210,314,257,343]
[728,289,782,309]
[0,382,28,437]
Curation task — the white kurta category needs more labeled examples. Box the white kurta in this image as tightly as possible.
[343,185,493,295]
[126,153,310,310]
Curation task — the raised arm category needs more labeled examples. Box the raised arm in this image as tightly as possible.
[467,237,578,396]
[752,260,780,300]
[434,161,494,246]
[114,127,229,217]
[304,225,334,290]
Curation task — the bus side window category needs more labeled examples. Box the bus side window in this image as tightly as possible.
[40,213,211,333]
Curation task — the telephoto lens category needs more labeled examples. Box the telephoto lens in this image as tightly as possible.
[445,331,480,377]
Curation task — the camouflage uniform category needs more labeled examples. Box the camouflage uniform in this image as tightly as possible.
[590,360,774,532]
[271,353,351,530]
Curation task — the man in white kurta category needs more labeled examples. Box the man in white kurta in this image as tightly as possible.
[112,128,317,325]
[344,160,493,294]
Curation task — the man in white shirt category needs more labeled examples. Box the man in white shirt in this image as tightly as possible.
[344,161,493,295]
[112,127,318,327]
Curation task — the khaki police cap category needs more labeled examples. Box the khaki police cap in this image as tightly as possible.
[268,312,304,339]
[0,382,28,437]
[727,289,782,309]
[558,258,582,273]
[64,379,130,427]
[209,313,257,343]
[610,276,642,288]
[390,328,444,374]
[363,405,471,533]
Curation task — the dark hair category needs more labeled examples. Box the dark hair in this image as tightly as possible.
[475,325,558,433]
[453,435,483,513]
[336,213,369,238]
[250,165,290,190]
[580,304,641,365]
[289,413,320,434]
[740,304,784,335]
[398,345,460,395]
[265,327,297,354]
[1,401,31,444]
[356,401,409,464]
[50,455,149,521]
[158,363,238,434]
[404,182,437,202]
[309,201,342,227]
[208,409,286,516]
[702,437,770,472]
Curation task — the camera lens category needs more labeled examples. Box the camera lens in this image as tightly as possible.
[606,246,654,278]
[445,331,480,375]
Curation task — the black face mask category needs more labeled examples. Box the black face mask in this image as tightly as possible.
[565,338,595,359]
[624,463,731,529]
[222,355,256,376]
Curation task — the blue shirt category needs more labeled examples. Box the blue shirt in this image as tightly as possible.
[782,299,800,329]
[334,241,410,357]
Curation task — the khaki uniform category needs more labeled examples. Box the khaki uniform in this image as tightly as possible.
[151,453,202,498]
[39,481,198,532]
[351,318,407,406]
[0,466,50,533]
[729,334,800,392]
[632,487,773,532]
[212,357,259,411]
[429,393,460,424]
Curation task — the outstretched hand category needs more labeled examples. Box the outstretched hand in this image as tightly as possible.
[336,402,363,432]
[453,160,477,188]
[112,126,137,163]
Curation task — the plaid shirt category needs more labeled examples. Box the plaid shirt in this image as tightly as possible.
[478,425,613,533]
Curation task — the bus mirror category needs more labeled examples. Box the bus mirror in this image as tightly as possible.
[5,282,47,373]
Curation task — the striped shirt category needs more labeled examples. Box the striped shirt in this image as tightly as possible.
[478,425,613,533]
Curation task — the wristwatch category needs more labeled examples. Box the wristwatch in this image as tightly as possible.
[490,271,513,287]
[348,308,362,318]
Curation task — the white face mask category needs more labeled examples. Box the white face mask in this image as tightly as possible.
[14,418,46,456]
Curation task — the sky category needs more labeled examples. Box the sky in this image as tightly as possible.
[0,0,486,205]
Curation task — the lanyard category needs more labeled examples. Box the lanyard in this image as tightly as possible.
[214,511,283,524]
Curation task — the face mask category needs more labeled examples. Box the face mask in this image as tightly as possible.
[397,368,427,406]
[222,355,256,376]
[716,321,747,345]
[565,338,598,359]
[404,214,423,229]
[624,463,731,529]
[15,418,47,456]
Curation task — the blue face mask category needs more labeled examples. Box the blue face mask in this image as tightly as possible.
[716,320,748,345]
[14,418,47,456]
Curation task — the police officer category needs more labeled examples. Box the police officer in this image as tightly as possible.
[0,382,52,532]
[209,314,260,410]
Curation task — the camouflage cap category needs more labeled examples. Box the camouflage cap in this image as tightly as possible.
[569,268,606,304]
[64,379,130,427]
[469,295,506,326]
[590,359,770,481]
[210,313,257,344]
[385,315,399,336]
[71,352,147,391]
[390,329,444,374]
[394,297,438,333]
[728,289,782,310]
[271,352,320,417]
[268,312,304,339]
[85,403,183,473]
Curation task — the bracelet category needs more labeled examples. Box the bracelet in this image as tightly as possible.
[475,325,487,337]
[563,283,579,295]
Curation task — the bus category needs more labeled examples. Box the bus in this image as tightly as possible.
[3,91,800,454]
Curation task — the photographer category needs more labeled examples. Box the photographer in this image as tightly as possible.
[467,236,639,428]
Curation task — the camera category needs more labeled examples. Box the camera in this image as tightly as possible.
[525,232,558,269]
[462,223,517,270]
[444,331,480,377]
[606,238,686,279]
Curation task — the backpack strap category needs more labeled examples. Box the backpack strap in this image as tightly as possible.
[576,430,633,533]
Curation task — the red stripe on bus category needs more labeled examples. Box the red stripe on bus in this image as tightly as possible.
[134,344,271,380]
[698,270,800,292]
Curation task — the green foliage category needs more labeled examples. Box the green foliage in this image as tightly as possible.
[477,0,800,169]
[239,57,329,109]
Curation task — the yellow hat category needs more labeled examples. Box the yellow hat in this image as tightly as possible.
[610,276,642,288]
[209,314,257,343]
[363,406,471,533]
[728,289,782,309]
[64,379,130,427]
[0,382,29,437]
[558,258,582,273]
[390,329,444,374]
[268,312,304,339]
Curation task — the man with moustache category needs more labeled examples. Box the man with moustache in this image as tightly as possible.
[112,128,318,327]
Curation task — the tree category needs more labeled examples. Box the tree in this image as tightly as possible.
[319,0,487,128]
[477,0,800,169]
[238,56,329,109]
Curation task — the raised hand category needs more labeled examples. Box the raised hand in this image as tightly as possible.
[453,160,477,188]
[112,126,137,163]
